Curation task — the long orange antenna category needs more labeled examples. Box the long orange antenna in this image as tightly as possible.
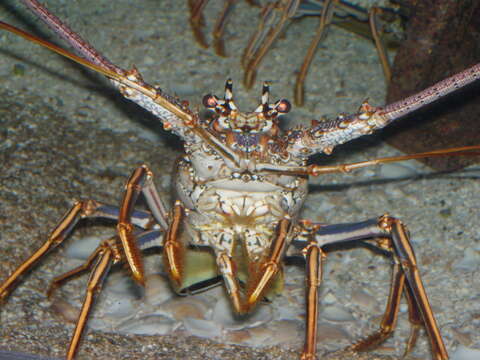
[307,145,480,176]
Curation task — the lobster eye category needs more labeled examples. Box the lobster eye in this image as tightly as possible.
[203,94,218,108]
[276,99,291,114]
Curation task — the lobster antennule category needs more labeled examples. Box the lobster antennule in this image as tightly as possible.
[261,81,270,107]
[224,78,234,100]
[223,78,237,111]
[256,81,291,119]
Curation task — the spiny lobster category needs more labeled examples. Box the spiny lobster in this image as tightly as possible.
[0,1,479,359]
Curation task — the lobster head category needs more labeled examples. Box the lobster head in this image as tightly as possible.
[203,79,291,137]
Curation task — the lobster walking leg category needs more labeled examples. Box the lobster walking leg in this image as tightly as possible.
[300,240,324,360]
[46,240,112,299]
[65,238,118,360]
[163,201,186,287]
[47,230,164,298]
[117,165,169,286]
[47,229,164,359]
[246,217,291,308]
[216,217,292,313]
[188,0,210,48]
[294,0,336,106]
[349,262,406,351]
[294,216,448,359]
[0,199,152,302]
[402,280,423,357]
[212,0,239,56]
[386,217,448,360]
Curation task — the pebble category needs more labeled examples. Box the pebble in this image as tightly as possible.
[453,248,480,272]
[321,305,355,322]
[143,273,175,305]
[105,273,139,297]
[211,297,273,330]
[50,298,79,324]
[263,320,302,346]
[64,235,101,260]
[225,329,252,344]
[451,328,473,346]
[350,289,378,312]
[316,322,350,344]
[162,297,207,321]
[378,161,418,180]
[183,318,222,339]
[117,315,176,336]
[102,297,135,318]
[451,346,480,360]
[322,291,338,305]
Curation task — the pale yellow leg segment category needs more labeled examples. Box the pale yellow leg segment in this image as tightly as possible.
[216,252,244,313]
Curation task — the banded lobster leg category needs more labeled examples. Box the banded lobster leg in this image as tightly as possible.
[294,216,448,360]
[0,200,157,302]
[242,0,394,105]
[0,164,170,359]
[116,165,170,285]
[188,0,260,56]
[118,166,281,308]
[45,230,164,360]
[115,165,215,298]
[0,195,164,360]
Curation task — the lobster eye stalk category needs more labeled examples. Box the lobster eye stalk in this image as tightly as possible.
[275,99,291,114]
[202,94,218,109]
